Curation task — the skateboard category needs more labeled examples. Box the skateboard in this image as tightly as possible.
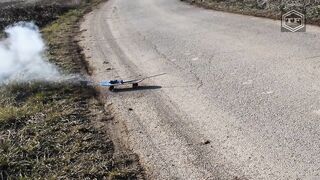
[99,78,144,91]
[99,73,165,91]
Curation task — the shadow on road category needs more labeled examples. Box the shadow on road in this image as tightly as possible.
[112,85,162,92]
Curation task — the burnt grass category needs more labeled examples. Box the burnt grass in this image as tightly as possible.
[0,0,144,179]
[0,0,87,31]
[0,4,70,31]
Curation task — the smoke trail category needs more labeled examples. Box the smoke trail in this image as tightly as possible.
[0,22,61,84]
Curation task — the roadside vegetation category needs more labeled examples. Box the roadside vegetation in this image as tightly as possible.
[181,0,320,25]
[0,0,144,179]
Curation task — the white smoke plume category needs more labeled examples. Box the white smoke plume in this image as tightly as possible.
[0,22,62,84]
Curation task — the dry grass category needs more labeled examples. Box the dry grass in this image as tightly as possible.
[0,82,112,179]
[0,0,144,179]
[182,0,320,26]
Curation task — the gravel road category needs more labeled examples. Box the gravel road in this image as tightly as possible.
[80,0,320,179]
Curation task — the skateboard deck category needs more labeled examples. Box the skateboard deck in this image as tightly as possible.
[99,73,165,91]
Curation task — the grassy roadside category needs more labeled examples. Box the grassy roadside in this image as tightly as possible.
[181,0,320,26]
[181,0,282,19]
[0,0,144,179]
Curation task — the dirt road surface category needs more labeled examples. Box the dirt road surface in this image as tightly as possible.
[80,0,320,179]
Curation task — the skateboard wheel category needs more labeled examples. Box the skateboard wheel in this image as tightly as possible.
[109,86,115,91]
[132,83,138,88]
